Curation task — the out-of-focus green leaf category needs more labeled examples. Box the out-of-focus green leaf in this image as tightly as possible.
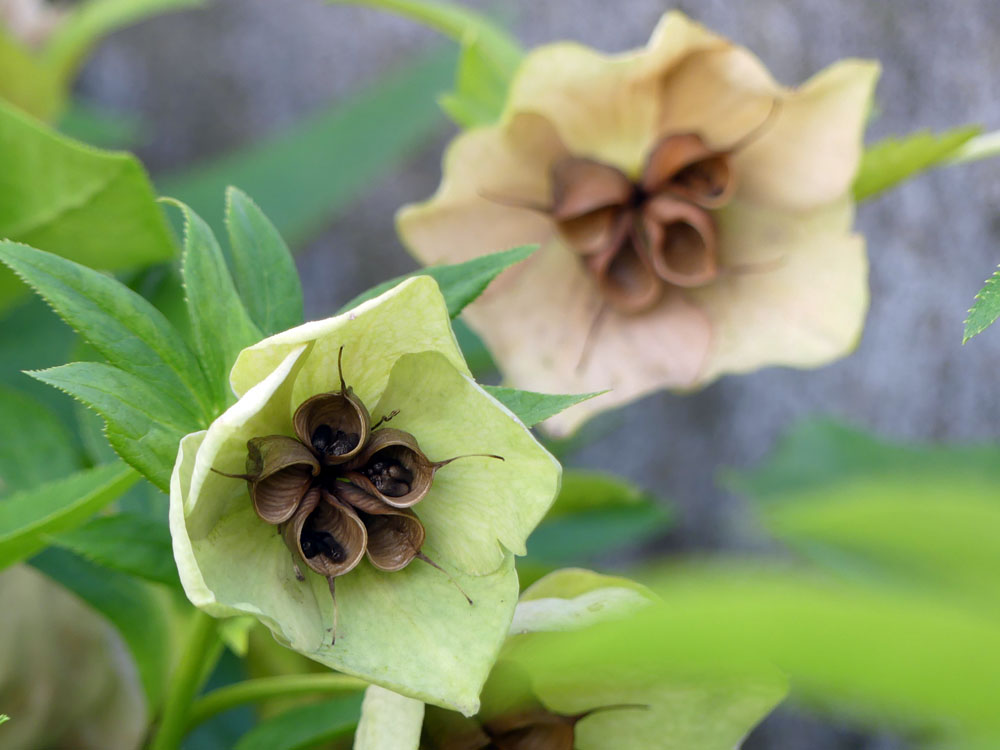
[723,419,1000,500]
[52,512,179,586]
[0,384,80,496]
[330,0,521,128]
[730,419,1000,610]
[437,29,516,128]
[0,461,137,571]
[948,129,1000,166]
[338,244,537,318]
[167,199,261,407]
[30,546,172,710]
[0,242,213,420]
[483,385,603,428]
[0,30,62,119]
[158,48,455,246]
[224,187,303,336]
[57,97,145,149]
[233,694,364,750]
[964,264,1000,343]
[509,563,1000,737]
[0,99,177,310]
[40,0,204,80]
[853,126,981,201]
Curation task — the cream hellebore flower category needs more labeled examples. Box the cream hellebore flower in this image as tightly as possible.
[354,569,784,750]
[399,11,880,435]
[169,276,561,714]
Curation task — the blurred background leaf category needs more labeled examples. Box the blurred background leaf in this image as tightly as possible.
[158,47,456,247]
[232,694,363,750]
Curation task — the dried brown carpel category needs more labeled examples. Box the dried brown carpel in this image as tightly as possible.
[549,132,732,315]
[213,347,501,641]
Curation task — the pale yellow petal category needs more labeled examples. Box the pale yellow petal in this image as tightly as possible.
[734,59,880,211]
[461,238,711,436]
[398,114,562,268]
[691,197,866,381]
[507,12,724,175]
[230,276,469,411]
[656,46,781,150]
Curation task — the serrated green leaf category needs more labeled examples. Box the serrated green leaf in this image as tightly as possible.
[158,48,455,246]
[233,694,363,750]
[52,512,178,586]
[0,461,137,571]
[167,199,262,408]
[30,362,196,491]
[0,384,80,497]
[964,264,1000,342]
[30,546,172,709]
[224,187,303,336]
[338,244,537,318]
[0,241,213,419]
[483,384,604,428]
[40,0,204,81]
[0,99,177,310]
[853,125,982,201]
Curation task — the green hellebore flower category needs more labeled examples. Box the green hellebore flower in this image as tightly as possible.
[169,276,561,714]
[354,568,785,749]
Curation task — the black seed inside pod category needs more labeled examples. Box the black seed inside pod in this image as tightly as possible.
[363,457,413,497]
[311,425,360,457]
[300,527,347,562]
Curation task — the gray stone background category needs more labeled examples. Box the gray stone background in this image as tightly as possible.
[78,1,1000,747]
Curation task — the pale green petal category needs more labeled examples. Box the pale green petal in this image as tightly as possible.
[518,567,654,604]
[354,686,425,750]
[372,351,561,575]
[304,549,519,715]
[230,276,469,411]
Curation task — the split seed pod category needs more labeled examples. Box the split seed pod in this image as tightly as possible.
[283,487,367,578]
[346,428,504,508]
[243,435,320,524]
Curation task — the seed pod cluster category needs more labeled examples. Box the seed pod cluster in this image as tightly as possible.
[216,349,501,639]
[547,131,737,315]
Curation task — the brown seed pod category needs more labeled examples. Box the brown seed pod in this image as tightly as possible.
[292,348,371,465]
[345,428,503,509]
[641,133,734,209]
[282,488,366,579]
[358,506,426,573]
[221,435,320,525]
[640,195,719,288]
[583,222,663,314]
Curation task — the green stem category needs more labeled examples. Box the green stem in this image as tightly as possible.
[948,129,1000,165]
[148,610,219,750]
[186,673,367,730]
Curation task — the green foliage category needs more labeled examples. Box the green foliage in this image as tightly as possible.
[53,513,179,586]
[963,264,1000,343]
[0,384,81,496]
[0,99,177,310]
[853,125,981,201]
[224,187,304,336]
[167,199,262,408]
[338,244,537,318]
[31,363,198,490]
[0,242,213,422]
[730,419,1000,610]
[31,546,173,709]
[158,48,455,246]
[0,30,62,119]
[0,461,138,571]
[330,0,521,128]
[483,385,604,428]
[233,694,364,750]
[520,470,672,587]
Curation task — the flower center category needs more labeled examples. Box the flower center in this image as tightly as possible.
[549,133,733,314]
